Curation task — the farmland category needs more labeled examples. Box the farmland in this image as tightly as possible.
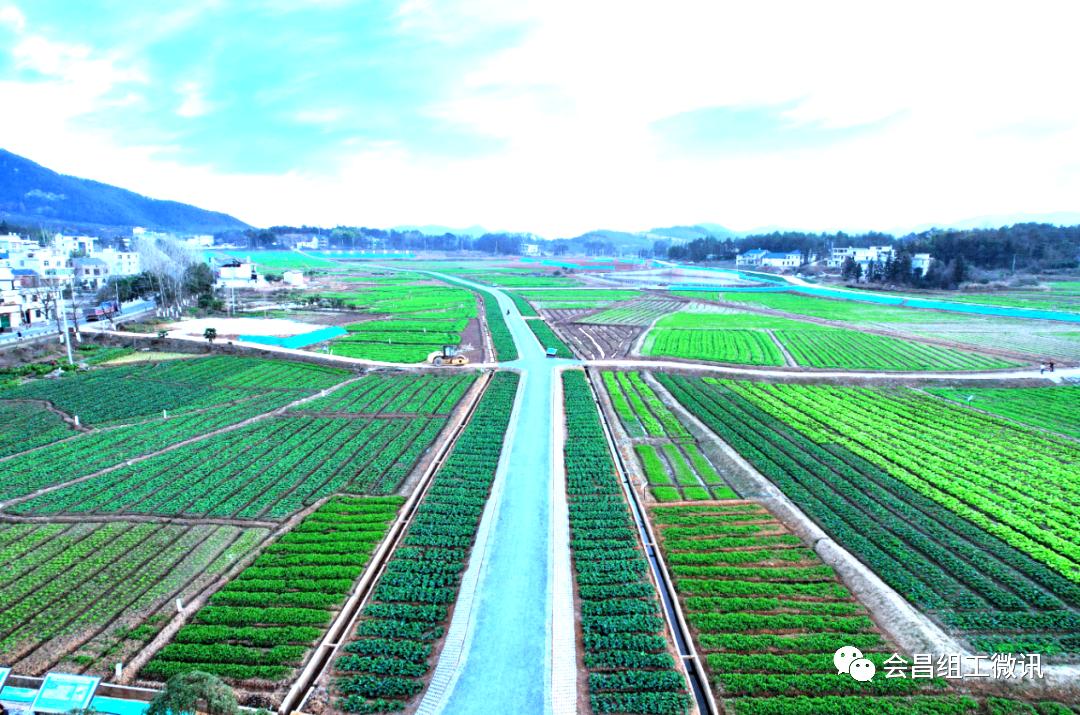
[925,386,1079,439]
[563,370,692,715]
[650,502,958,712]
[656,375,1080,657]
[142,497,401,688]
[318,280,481,362]
[601,371,737,502]
[0,521,267,677]
[0,401,77,457]
[8,372,477,518]
[580,299,683,326]
[524,317,574,358]
[332,372,518,713]
[642,308,1020,370]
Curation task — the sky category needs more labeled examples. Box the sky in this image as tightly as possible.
[0,1,1078,237]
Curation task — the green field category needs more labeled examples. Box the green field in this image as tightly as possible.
[321,281,480,362]
[0,521,267,675]
[926,386,1080,438]
[658,375,1080,657]
[603,371,737,501]
[642,308,1017,370]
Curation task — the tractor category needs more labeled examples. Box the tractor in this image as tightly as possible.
[427,345,469,367]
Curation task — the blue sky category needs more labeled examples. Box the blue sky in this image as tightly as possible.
[1,1,1078,236]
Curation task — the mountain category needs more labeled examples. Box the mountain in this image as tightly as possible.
[647,224,735,240]
[0,149,249,234]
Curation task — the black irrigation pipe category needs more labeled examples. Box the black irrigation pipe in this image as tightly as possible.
[583,366,716,715]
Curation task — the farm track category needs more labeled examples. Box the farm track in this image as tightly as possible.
[764,328,796,366]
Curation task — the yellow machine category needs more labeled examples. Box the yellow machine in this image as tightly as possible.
[427,345,469,366]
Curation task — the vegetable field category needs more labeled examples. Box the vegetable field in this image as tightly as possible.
[333,372,518,714]
[323,282,480,362]
[142,496,401,688]
[562,370,692,715]
[926,386,1079,439]
[657,375,1080,658]
[294,373,475,416]
[642,307,1018,370]
[580,299,682,326]
[9,415,442,518]
[0,521,267,677]
[0,401,76,457]
[650,502,960,712]
[601,371,736,501]
[0,356,349,426]
[479,290,518,361]
[525,318,574,358]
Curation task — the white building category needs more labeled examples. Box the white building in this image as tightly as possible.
[522,243,541,257]
[96,248,141,277]
[760,251,802,269]
[52,233,95,257]
[215,258,265,288]
[283,270,306,287]
[911,253,933,276]
[828,245,895,269]
[735,248,768,267]
[0,267,45,331]
[74,257,110,291]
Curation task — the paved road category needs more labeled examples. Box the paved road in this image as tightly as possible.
[416,274,577,715]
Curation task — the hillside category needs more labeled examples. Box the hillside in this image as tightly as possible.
[0,149,249,234]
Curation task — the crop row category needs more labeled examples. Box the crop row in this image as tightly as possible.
[525,318,574,358]
[602,371,736,503]
[479,290,519,361]
[563,370,691,715]
[325,283,478,363]
[12,414,444,519]
[0,521,264,676]
[0,401,76,458]
[657,375,1080,656]
[579,299,682,326]
[775,329,1017,371]
[648,502,962,712]
[141,496,402,686]
[926,386,1079,439]
[295,373,475,416]
[0,356,345,426]
[644,328,786,366]
[333,371,519,713]
[0,393,305,503]
[722,382,1080,585]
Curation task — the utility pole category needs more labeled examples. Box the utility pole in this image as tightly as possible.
[55,289,74,366]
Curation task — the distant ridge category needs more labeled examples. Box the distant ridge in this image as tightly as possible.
[0,149,250,234]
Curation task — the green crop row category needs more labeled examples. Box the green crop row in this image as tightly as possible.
[333,372,519,713]
[657,376,1080,657]
[141,496,402,685]
[563,370,692,715]
[525,318,574,358]
[479,291,519,361]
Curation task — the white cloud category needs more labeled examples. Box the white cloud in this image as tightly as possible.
[0,4,24,33]
[176,81,212,118]
[3,0,1080,235]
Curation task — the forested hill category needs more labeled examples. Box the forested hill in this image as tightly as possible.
[0,149,249,234]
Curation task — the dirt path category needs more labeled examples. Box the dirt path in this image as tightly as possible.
[764,328,796,366]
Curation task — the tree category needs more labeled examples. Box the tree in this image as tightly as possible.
[146,671,238,715]
[204,327,217,344]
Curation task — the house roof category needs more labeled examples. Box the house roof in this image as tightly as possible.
[741,248,768,256]
[763,251,799,259]
[11,268,38,276]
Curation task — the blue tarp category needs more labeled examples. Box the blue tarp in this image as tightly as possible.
[238,326,347,348]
